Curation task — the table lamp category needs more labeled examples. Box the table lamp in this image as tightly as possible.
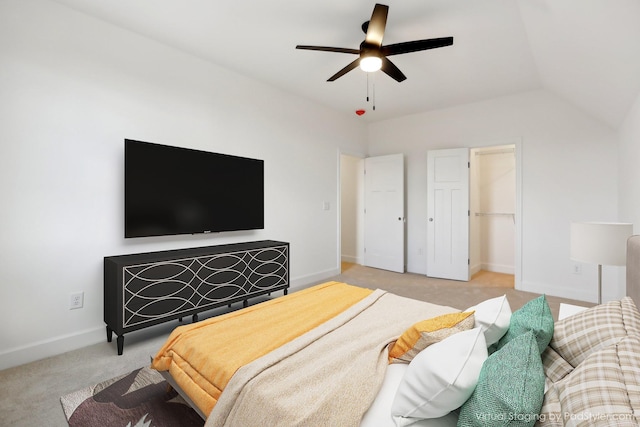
[570,222,633,304]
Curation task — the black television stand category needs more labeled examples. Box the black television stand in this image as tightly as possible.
[104,240,289,355]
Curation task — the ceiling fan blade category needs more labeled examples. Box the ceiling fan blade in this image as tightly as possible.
[327,58,361,82]
[364,3,388,47]
[296,45,360,55]
[381,37,454,56]
[380,57,407,82]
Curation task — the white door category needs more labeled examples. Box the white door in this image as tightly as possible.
[364,154,405,273]
[426,148,470,281]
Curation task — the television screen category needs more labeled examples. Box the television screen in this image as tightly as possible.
[124,139,264,238]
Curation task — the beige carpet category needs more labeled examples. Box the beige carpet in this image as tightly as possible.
[336,262,591,320]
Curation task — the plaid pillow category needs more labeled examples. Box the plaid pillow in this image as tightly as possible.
[539,335,640,426]
[541,346,574,383]
[537,385,562,427]
[550,297,640,368]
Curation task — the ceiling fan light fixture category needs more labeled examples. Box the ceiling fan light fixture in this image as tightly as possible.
[360,55,382,72]
[296,4,453,82]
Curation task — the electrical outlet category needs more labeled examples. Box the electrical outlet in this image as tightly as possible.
[70,292,84,310]
[572,263,582,275]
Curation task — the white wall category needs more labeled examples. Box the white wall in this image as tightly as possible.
[619,91,640,232]
[367,90,619,302]
[0,0,366,369]
[617,90,640,301]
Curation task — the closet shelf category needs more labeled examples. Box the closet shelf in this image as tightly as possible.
[474,212,514,216]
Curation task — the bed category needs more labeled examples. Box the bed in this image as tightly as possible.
[151,236,640,427]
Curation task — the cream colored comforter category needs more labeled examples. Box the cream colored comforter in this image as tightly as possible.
[152,281,373,416]
[206,288,456,427]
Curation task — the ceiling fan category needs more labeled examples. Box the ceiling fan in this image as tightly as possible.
[296,3,453,82]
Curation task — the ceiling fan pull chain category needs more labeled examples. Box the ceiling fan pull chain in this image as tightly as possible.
[373,74,376,111]
[366,73,370,102]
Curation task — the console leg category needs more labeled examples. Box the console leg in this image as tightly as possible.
[106,326,113,343]
[284,288,288,295]
[117,335,124,356]
[243,300,248,308]
[192,313,198,322]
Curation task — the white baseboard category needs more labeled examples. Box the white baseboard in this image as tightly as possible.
[290,267,340,291]
[341,255,361,264]
[470,263,482,276]
[0,268,341,372]
[520,280,593,304]
[0,326,105,371]
[481,263,515,275]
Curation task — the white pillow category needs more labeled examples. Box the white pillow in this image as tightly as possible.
[391,328,488,425]
[466,295,511,346]
[361,365,459,427]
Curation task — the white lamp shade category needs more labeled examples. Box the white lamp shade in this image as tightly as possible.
[570,222,633,266]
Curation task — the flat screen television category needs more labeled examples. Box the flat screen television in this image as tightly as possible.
[124,139,264,238]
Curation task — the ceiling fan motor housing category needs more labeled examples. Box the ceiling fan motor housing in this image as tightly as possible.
[359,42,383,71]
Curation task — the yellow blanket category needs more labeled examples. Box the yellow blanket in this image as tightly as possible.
[151,281,372,416]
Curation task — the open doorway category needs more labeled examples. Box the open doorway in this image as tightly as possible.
[340,154,364,272]
[469,144,516,288]
[341,144,520,285]
[340,153,405,273]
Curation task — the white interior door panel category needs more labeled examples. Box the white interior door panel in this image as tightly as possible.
[364,154,405,273]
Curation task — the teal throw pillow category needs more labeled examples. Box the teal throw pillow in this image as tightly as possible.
[457,331,545,427]
[496,295,553,354]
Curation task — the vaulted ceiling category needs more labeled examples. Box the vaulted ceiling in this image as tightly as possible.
[50,0,640,128]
